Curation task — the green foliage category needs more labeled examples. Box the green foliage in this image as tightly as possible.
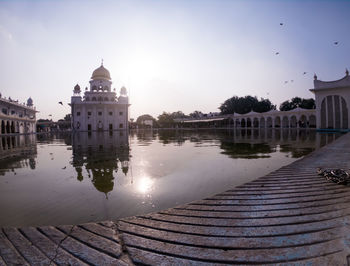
[157,111,188,127]
[157,112,174,127]
[189,110,203,118]
[64,114,71,121]
[219,96,276,114]
[279,97,315,111]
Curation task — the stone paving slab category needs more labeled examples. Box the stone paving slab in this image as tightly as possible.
[1,133,350,265]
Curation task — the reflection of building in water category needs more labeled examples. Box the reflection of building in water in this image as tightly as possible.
[154,129,340,159]
[71,132,130,195]
[70,63,130,132]
[0,96,37,134]
[0,135,37,175]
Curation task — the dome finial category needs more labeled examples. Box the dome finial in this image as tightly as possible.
[101,58,104,66]
[346,68,349,76]
[314,73,317,80]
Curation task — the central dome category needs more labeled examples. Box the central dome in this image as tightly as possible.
[91,64,111,81]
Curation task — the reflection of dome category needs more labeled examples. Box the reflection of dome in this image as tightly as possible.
[91,64,111,81]
[91,169,114,194]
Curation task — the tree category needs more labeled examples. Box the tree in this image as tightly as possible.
[170,111,187,119]
[157,112,174,127]
[280,97,315,111]
[253,98,276,113]
[219,95,275,114]
[189,111,203,118]
[64,114,71,121]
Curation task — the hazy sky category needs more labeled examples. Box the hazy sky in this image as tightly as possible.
[0,0,350,120]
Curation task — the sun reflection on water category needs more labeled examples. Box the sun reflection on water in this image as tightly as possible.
[137,176,154,194]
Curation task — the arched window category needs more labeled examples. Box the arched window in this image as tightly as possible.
[104,97,109,101]
[92,85,97,91]
[104,86,109,91]
[98,96,102,101]
[85,97,90,101]
[92,97,97,101]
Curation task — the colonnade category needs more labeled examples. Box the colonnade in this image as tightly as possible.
[0,119,35,135]
[231,113,317,129]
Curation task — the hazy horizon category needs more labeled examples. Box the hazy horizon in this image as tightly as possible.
[1,0,350,120]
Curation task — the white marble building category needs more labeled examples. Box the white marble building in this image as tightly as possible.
[0,96,36,134]
[70,63,129,131]
[310,70,350,130]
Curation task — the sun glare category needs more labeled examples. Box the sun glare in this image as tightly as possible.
[137,176,154,194]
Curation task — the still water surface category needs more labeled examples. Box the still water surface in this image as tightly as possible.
[0,129,340,227]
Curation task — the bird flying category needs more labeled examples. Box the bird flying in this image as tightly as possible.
[334,41,339,45]
[58,101,63,105]
[280,23,283,26]
[303,72,307,75]
[275,52,280,55]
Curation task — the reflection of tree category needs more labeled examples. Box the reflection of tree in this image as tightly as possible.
[71,132,130,196]
[220,142,273,159]
[279,145,315,158]
[158,130,185,145]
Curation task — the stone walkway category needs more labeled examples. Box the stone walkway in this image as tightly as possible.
[1,133,350,265]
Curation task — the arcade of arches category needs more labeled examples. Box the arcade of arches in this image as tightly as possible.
[231,110,316,128]
[0,120,35,135]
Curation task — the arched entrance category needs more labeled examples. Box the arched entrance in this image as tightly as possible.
[246,118,252,127]
[260,117,265,128]
[6,121,10,133]
[320,95,348,129]
[235,119,240,127]
[309,115,316,128]
[300,115,307,128]
[266,117,272,128]
[274,117,281,128]
[1,121,4,134]
[282,116,289,128]
[290,116,297,128]
[253,118,259,128]
[241,118,246,127]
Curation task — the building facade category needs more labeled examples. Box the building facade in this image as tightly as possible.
[70,64,129,131]
[0,96,37,135]
[310,70,350,130]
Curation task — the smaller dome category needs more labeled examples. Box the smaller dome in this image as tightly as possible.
[27,97,33,106]
[91,64,111,81]
[74,84,81,92]
[120,86,127,96]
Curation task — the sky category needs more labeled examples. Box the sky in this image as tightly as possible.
[0,0,350,120]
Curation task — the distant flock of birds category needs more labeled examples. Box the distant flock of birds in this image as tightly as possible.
[276,22,339,85]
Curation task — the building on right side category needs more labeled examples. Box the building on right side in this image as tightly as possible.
[310,69,350,130]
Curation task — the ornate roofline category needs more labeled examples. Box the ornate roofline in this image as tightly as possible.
[313,72,350,90]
